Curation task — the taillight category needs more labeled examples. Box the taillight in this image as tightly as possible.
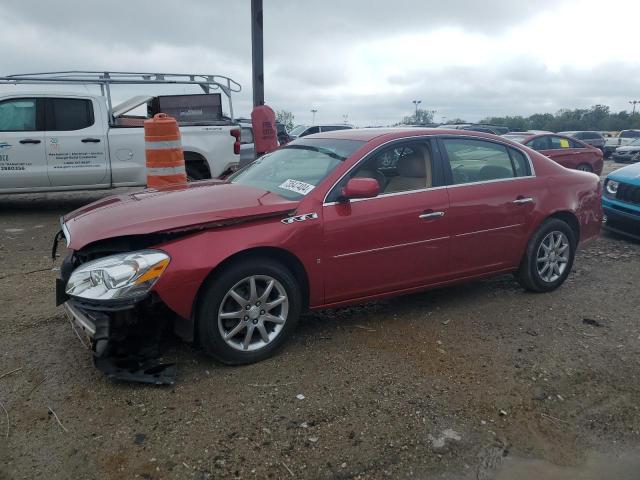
[230,128,241,155]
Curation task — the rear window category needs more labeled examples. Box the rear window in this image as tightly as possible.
[46,98,94,131]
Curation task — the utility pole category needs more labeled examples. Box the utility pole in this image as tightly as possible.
[251,0,264,107]
[630,100,639,115]
[311,109,318,125]
[412,100,421,121]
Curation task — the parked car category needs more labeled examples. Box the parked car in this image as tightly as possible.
[612,138,640,163]
[288,124,353,140]
[508,133,603,174]
[602,162,640,240]
[440,124,508,135]
[558,131,605,153]
[56,128,602,378]
[604,129,640,158]
[460,125,498,135]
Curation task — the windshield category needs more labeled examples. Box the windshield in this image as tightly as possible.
[289,125,309,136]
[620,130,640,138]
[229,138,365,200]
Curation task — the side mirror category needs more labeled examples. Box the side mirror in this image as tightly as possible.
[341,177,380,201]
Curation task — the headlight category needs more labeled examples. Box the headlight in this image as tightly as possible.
[66,250,170,301]
[605,180,619,198]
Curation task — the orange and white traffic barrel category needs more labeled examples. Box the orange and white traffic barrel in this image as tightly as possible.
[144,113,187,188]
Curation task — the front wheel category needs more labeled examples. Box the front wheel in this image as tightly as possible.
[516,219,576,293]
[197,258,301,365]
[576,163,593,173]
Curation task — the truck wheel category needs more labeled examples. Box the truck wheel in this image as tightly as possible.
[197,258,301,365]
[186,163,204,182]
[516,219,576,293]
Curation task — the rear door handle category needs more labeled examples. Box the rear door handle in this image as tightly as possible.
[513,197,534,204]
[19,139,41,144]
[419,211,445,219]
[81,138,101,143]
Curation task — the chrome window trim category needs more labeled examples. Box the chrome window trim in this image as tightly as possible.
[321,133,536,206]
[323,185,448,207]
[445,174,537,190]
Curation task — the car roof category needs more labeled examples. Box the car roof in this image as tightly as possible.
[311,127,506,142]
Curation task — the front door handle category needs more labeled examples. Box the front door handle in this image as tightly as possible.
[81,138,101,143]
[19,139,41,144]
[513,197,534,204]
[419,211,445,219]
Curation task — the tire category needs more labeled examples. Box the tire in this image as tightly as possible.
[197,258,302,365]
[576,163,593,173]
[186,162,205,182]
[516,218,576,293]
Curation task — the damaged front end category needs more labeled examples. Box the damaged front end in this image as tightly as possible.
[56,242,179,385]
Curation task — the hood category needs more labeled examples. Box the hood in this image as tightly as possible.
[608,162,640,184]
[63,181,298,250]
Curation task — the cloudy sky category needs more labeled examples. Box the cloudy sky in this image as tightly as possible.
[1,0,639,126]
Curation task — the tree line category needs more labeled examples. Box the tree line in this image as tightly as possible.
[479,105,640,132]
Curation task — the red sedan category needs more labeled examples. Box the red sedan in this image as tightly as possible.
[504,132,604,175]
[56,129,602,376]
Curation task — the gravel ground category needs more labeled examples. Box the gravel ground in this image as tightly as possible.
[1,161,639,479]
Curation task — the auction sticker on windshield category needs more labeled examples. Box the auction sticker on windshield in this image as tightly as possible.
[279,179,315,195]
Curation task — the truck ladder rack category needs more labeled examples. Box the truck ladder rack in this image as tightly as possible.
[0,71,242,122]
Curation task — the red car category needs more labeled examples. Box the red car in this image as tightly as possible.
[504,132,604,175]
[56,129,602,379]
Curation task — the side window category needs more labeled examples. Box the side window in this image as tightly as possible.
[509,148,532,177]
[0,98,37,132]
[300,126,319,137]
[569,138,584,148]
[549,136,571,149]
[240,127,254,144]
[320,126,338,132]
[527,136,551,151]
[327,141,432,201]
[442,138,516,184]
[46,98,94,131]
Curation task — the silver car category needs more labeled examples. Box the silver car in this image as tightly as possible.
[558,131,605,152]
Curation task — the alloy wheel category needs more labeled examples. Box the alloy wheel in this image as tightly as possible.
[536,231,570,283]
[217,275,289,351]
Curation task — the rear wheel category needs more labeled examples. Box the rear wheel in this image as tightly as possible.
[576,163,593,173]
[516,219,576,293]
[186,162,205,182]
[197,258,301,365]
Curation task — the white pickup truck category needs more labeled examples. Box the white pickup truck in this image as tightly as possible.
[0,92,240,193]
[0,72,243,193]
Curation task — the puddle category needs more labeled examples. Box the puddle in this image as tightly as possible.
[495,449,640,480]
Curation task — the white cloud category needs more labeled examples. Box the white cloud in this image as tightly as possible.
[0,0,639,126]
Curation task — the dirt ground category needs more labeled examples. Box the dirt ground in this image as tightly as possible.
[1,161,639,480]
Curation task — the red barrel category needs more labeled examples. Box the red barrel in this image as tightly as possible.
[144,113,187,188]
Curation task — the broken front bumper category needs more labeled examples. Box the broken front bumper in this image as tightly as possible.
[59,292,177,385]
